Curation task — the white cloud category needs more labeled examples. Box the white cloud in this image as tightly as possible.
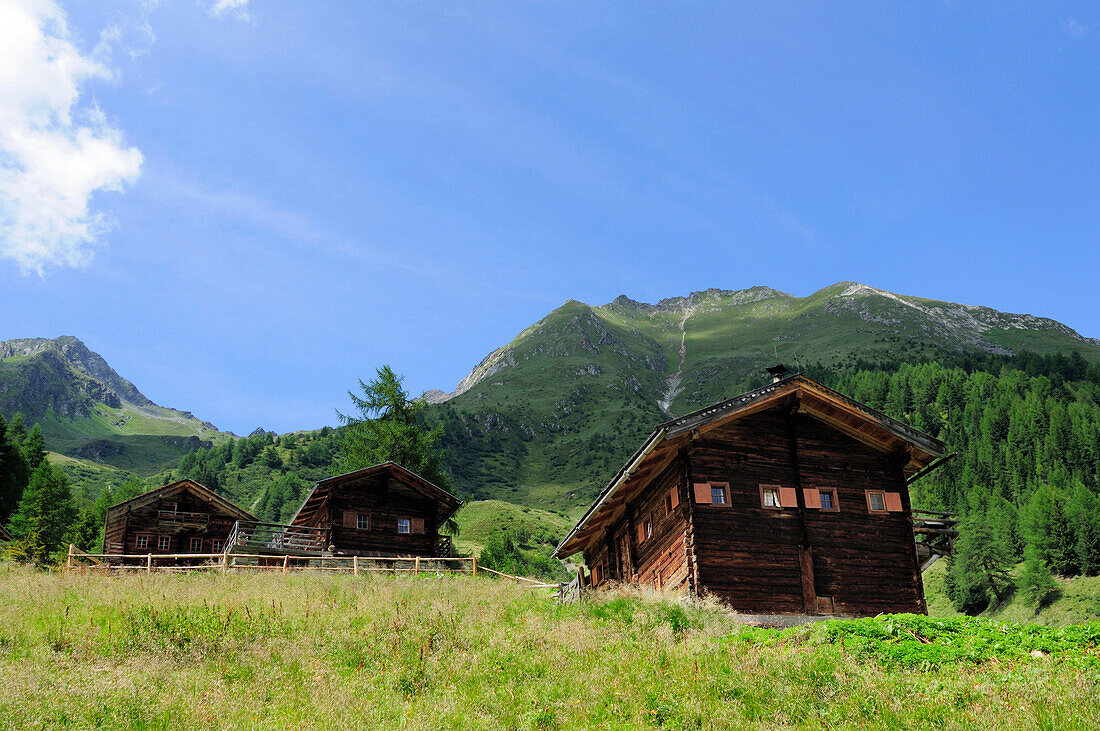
[205,0,248,21]
[1064,18,1092,38]
[0,0,144,274]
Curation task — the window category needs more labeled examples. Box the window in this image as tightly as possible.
[189,537,203,552]
[866,490,903,513]
[209,540,222,553]
[645,519,653,538]
[397,518,411,534]
[157,536,171,551]
[356,513,370,530]
[693,482,730,505]
[761,486,780,508]
[818,489,839,512]
[136,535,148,550]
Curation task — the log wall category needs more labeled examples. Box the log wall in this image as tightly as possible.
[313,473,441,557]
[584,457,692,593]
[104,491,239,555]
[688,410,924,616]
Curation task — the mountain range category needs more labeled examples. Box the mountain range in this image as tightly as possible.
[423,282,1100,509]
[2,282,1098,507]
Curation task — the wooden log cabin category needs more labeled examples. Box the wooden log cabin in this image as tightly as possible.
[103,479,256,555]
[290,462,462,557]
[553,370,950,617]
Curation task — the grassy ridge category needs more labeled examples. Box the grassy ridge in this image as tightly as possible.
[2,567,1099,729]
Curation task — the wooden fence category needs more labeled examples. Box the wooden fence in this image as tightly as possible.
[66,545,479,575]
[65,545,577,599]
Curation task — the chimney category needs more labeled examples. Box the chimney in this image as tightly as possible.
[766,364,789,383]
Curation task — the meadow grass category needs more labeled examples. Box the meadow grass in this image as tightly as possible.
[2,565,1099,729]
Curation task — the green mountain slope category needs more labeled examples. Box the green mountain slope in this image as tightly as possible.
[0,336,231,473]
[427,282,1100,511]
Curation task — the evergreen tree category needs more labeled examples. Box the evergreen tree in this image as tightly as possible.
[1020,485,1077,575]
[1017,541,1059,609]
[0,415,30,524]
[1065,481,1100,575]
[22,424,47,472]
[946,509,1015,612]
[6,463,76,563]
[335,365,449,488]
[6,414,27,445]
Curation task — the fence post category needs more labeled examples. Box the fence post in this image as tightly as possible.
[414,556,420,574]
[146,553,152,574]
[67,544,75,569]
[472,557,477,575]
[282,555,289,575]
[353,555,359,576]
[221,553,228,574]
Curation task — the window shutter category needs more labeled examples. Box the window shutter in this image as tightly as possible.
[669,487,680,509]
[411,518,426,534]
[778,486,798,508]
[637,523,646,544]
[885,492,903,512]
[803,488,820,508]
[693,483,713,504]
[342,510,356,528]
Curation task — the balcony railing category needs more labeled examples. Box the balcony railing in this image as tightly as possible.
[224,520,328,555]
[157,510,210,527]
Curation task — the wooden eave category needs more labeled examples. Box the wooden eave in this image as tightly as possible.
[0,524,12,542]
[553,374,947,559]
[104,480,257,524]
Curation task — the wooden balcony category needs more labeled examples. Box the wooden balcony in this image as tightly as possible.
[912,509,959,572]
[157,510,210,531]
[224,520,329,556]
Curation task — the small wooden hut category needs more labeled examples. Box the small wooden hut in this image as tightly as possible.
[553,371,950,617]
[103,479,257,555]
[290,462,462,557]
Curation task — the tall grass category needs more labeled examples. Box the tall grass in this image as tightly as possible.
[1,564,1099,729]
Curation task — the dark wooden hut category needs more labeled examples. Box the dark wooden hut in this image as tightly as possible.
[290,462,462,557]
[553,372,950,617]
[103,479,256,555]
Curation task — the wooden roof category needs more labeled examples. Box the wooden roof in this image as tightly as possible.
[104,479,257,522]
[292,462,463,526]
[553,374,948,558]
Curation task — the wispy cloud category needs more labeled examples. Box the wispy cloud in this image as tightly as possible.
[0,0,144,274]
[1063,17,1092,38]
[204,0,249,21]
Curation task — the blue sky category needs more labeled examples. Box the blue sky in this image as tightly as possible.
[1,1,1098,435]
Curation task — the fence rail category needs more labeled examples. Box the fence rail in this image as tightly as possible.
[66,545,479,575]
[65,545,577,600]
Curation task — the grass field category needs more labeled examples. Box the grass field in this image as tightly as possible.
[3,566,1100,729]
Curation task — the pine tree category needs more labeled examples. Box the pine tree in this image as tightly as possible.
[1018,541,1059,609]
[1021,485,1077,575]
[22,424,46,472]
[335,365,449,488]
[6,463,77,563]
[946,509,1015,612]
[1065,481,1100,575]
[0,415,30,524]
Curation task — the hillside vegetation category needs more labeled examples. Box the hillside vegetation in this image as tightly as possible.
[3,567,1100,729]
[427,284,1100,511]
[923,559,1100,626]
